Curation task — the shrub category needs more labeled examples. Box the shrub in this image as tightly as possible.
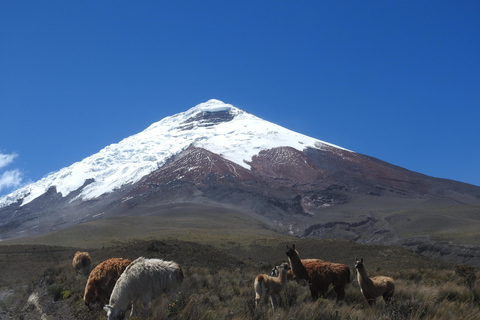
[437,283,472,303]
[61,290,72,300]
[47,284,63,302]
[455,265,477,290]
[166,291,188,317]
[283,282,299,307]
[383,297,427,320]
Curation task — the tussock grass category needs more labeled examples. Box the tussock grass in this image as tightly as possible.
[7,260,480,319]
[1,238,479,319]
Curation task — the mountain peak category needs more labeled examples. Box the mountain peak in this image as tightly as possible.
[194,99,231,111]
[183,99,238,116]
[179,99,242,130]
[0,100,340,208]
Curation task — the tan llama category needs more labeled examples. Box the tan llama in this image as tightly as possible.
[254,263,291,311]
[355,258,395,306]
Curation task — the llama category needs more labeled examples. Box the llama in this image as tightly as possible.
[72,251,92,275]
[355,258,395,306]
[83,258,132,310]
[254,262,291,311]
[104,257,184,319]
[286,244,350,301]
[271,260,318,281]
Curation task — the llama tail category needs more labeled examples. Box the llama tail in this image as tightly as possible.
[176,267,184,284]
[344,266,352,283]
[254,275,265,306]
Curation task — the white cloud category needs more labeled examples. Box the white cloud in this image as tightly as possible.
[0,152,23,193]
[0,152,18,169]
[0,169,23,192]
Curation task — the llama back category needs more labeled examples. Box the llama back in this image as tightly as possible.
[84,258,131,307]
[302,260,351,285]
[327,261,351,284]
[371,275,395,293]
[110,257,183,305]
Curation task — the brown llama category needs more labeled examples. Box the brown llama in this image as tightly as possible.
[286,244,350,301]
[84,258,132,310]
[254,263,291,311]
[72,251,92,275]
[355,258,395,306]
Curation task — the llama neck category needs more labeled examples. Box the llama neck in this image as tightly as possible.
[278,269,288,286]
[109,277,134,313]
[288,252,304,271]
[288,252,310,282]
[357,267,373,287]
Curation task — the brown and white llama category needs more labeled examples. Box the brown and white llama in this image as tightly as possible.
[72,251,92,275]
[286,244,350,301]
[254,262,291,311]
[355,258,395,306]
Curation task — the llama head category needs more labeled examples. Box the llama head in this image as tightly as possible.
[104,305,125,320]
[84,293,101,311]
[271,263,290,277]
[355,258,364,271]
[285,244,298,259]
[278,263,291,272]
[83,280,100,309]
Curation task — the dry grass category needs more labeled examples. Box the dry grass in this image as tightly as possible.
[2,241,479,320]
[96,266,480,320]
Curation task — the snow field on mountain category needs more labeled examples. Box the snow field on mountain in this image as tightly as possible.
[0,100,345,207]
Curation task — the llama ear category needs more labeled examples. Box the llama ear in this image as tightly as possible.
[292,244,295,250]
[361,258,364,263]
[286,244,290,249]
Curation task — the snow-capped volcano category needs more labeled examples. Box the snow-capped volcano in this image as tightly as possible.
[0,99,345,208]
[2,99,480,267]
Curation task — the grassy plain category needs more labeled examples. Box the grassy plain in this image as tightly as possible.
[0,208,479,319]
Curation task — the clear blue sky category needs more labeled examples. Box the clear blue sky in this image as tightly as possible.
[1,1,479,197]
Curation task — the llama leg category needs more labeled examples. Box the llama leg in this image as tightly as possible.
[255,295,260,308]
[309,286,318,300]
[254,281,261,309]
[270,294,281,312]
[141,298,150,316]
[334,285,345,301]
[383,291,394,303]
[273,294,282,309]
[367,298,376,306]
[255,289,261,309]
[130,301,136,317]
[269,295,275,312]
[320,284,329,299]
